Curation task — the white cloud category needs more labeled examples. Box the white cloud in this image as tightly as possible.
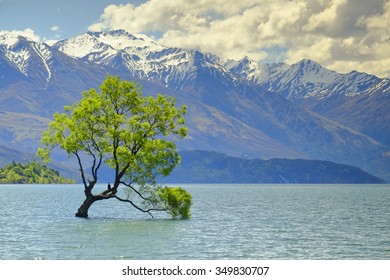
[88,0,390,77]
[0,28,41,42]
[51,26,60,32]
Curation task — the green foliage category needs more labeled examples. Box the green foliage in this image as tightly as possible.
[0,161,74,184]
[37,75,191,218]
[157,187,192,219]
[37,76,187,184]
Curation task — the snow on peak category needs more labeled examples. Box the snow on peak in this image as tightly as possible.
[86,29,158,50]
[288,59,340,84]
[54,29,165,62]
[0,33,20,48]
[0,30,39,47]
[0,31,54,85]
[225,57,263,82]
[54,32,111,58]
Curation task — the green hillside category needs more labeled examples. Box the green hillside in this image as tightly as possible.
[0,161,74,184]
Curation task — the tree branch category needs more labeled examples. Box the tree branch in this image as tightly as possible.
[94,154,103,180]
[74,152,87,187]
[113,195,168,219]
[90,149,97,181]
[118,162,131,181]
[113,138,119,178]
[119,181,151,201]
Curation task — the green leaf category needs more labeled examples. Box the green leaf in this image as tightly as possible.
[158,187,192,219]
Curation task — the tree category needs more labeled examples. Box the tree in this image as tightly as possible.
[37,76,191,219]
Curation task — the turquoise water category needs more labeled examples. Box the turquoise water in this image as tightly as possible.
[0,184,389,259]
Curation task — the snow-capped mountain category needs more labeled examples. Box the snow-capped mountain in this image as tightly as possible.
[0,32,118,115]
[53,30,236,91]
[54,29,163,58]
[225,57,289,86]
[314,70,390,98]
[0,31,121,152]
[227,57,390,100]
[262,59,341,99]
[53,29,390,101]
[226,56,390,146]
[1,29,389,181]
[0,32,53,87]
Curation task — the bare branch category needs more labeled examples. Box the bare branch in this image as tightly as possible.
[90,150,97,181]
[119,181,150,201]
[112,138,120,178]
[113,195,168,219]
[94,154,103,180]
[118,162,131,180]
[74,152,87,188]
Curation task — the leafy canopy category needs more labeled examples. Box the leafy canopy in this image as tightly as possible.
[37,75,191,219]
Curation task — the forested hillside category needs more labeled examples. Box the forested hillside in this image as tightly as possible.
[0,161,74,184]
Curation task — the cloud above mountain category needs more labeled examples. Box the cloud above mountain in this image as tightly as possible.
[0,28,41,42]
[88,0,390,78]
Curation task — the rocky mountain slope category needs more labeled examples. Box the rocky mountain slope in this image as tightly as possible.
[227,57,390,146]
[0,30,389,181]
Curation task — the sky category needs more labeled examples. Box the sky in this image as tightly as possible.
[1,0,389,78]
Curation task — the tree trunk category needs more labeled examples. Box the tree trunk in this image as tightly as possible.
[75,197,96,218]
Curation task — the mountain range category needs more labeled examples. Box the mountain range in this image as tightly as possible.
[0,29,389,182]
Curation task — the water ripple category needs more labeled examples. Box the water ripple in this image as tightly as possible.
[0,184,389,259]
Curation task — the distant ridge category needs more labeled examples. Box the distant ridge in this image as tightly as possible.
[163,150,385,184]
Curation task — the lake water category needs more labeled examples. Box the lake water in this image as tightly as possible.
[0,184,389,260]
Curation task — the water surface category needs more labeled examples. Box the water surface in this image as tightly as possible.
[0,184,389,259]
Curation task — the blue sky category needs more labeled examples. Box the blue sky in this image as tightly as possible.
[1,0,389,78]
[0,0,144,40]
